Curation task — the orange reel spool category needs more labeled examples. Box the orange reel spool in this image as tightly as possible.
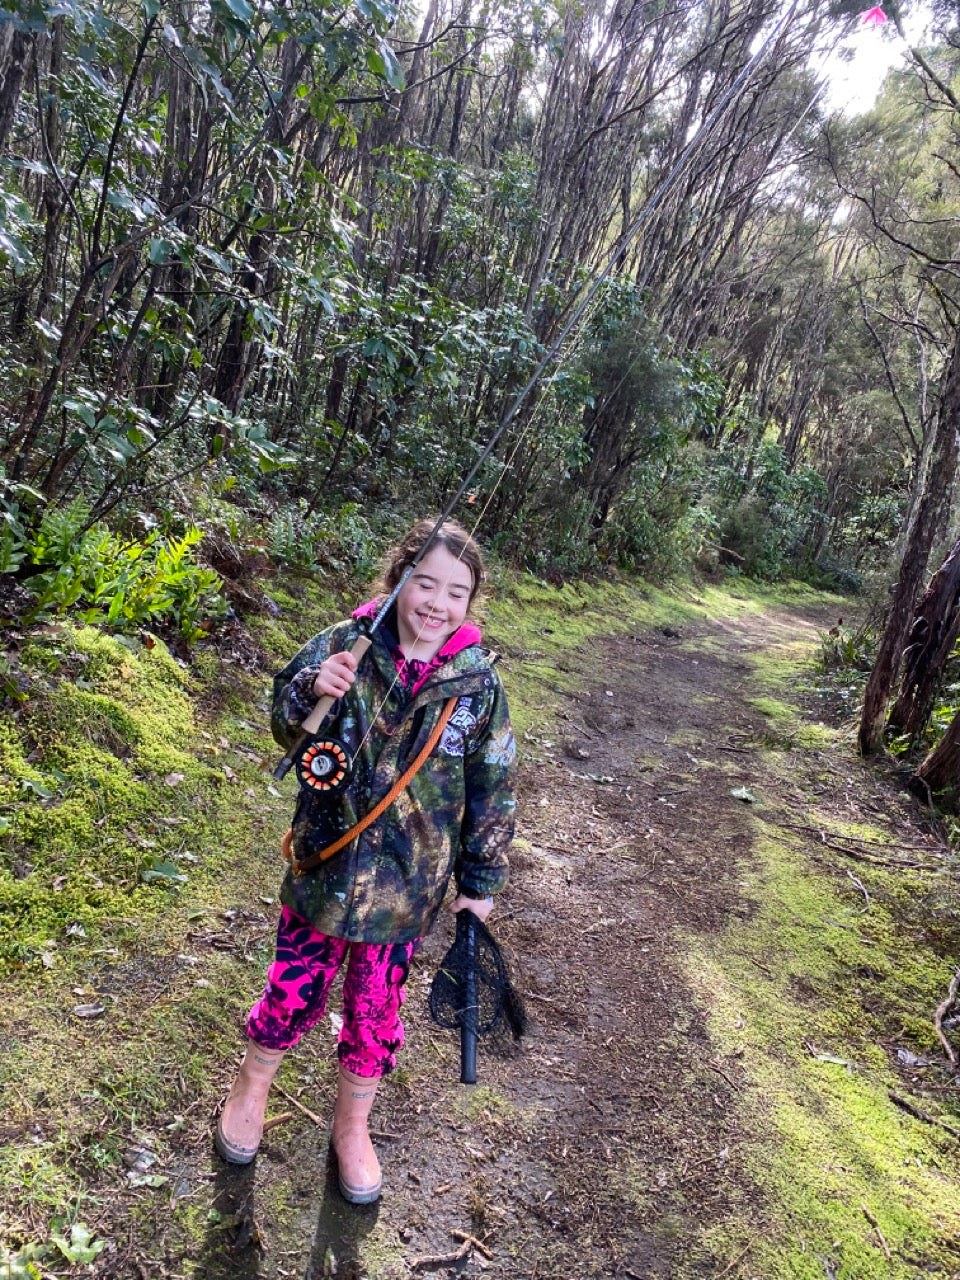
[296,736,351,792]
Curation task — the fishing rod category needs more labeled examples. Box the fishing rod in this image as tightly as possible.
[273,2,801,785]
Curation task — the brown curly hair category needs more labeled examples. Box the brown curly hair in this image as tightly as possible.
[381,518,485,610]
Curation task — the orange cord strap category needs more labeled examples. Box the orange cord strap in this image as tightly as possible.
[282,696,459,877]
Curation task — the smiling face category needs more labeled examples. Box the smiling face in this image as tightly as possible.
[394,543,474,659]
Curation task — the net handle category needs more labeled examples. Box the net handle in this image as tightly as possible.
[459,909,478,1084]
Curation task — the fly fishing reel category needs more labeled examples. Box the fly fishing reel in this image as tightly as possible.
[296,736,352,792]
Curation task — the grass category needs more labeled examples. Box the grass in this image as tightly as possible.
[685,629,960,1277]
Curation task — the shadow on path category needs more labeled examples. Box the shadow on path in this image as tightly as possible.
[303,1146,381,1280]
[192,1145,380,1280]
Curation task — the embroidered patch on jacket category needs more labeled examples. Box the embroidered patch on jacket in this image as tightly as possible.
[438,698,478,757]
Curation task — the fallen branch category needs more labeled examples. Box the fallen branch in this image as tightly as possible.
[707,1058,740,1091]
[860,1204,891,1260]
[411,1239,471,1270]
[888,1090,960,1140]
[450,1230,493,1260]
[780,821,941,869]
[934,968,960,1066]
[262,1112,293,1133]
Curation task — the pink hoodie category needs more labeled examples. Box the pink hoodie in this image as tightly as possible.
[353,598,482,696]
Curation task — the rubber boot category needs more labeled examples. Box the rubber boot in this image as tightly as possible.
[332,1066,382,1203]
[215,1041,285,1165]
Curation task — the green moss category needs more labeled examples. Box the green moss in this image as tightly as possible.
[687,822,960,1276]
[747,694,837,749]
[750,694,797,721]
[455,1083,517,1124]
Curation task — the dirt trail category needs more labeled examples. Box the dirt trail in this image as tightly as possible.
[142,595,864,1280]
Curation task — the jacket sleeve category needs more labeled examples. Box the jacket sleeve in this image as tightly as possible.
[271,622,347,749]
[455,674,516,899]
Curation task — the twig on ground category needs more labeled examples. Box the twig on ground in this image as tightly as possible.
[780,820,941,868]
[934,968,960,1066]
[860,1205,891,1260]
[411,1239,471,1269]
[707,1058,740,1090]
[845,869,870,910]
[450,1229,493,1259]
[273,1085,325,1128]
[262,1112,293,1133]
[716,1227,767,1276]
[888,1090,960,1139]
[797,821,941,854]
[369,1129,401,1139]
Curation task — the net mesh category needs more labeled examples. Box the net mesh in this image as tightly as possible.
[429,913,526,1042]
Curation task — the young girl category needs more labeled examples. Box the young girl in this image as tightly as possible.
[215,518,516,1203]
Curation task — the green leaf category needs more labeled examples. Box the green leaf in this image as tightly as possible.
[34,317,61,342]
[195,243,233,274]
[0,1239,46,1278]
[20,777,55,799]
[221,0,253,22]
[51,1223,106,1265]
[377,40,404,90]
[64,398,96,429]
[9,156,50,175]
[149,238,174,265]
[140,860,189,885]
[365,47,387,78]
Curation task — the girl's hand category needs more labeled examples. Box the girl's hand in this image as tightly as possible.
[313,651,357,699]
[450,894,494,922]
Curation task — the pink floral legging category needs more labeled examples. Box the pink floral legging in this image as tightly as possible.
[246,907,421,1078]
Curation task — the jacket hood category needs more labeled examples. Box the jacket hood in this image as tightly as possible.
[353,597,482,658]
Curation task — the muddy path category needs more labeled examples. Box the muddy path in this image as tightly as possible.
[126,596,830,1279]
[119,592,960,1279]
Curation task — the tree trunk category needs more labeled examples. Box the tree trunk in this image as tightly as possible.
[858,326,960,755]
[0,26,31,153]
[912,709,960,810]
[888,533,960,740]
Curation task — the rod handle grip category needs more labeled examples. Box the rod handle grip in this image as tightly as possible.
[271,635,372,780]
[301,635,372,734]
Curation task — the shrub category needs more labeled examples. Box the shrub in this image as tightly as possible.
[20,500,226,641]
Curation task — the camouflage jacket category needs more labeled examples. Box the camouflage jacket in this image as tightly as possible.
[271,615,516,944]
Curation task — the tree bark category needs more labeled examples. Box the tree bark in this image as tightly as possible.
[912,709,960,810]
[0,26,31,153]
[858,326,960,754]
[888,533,960,740]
